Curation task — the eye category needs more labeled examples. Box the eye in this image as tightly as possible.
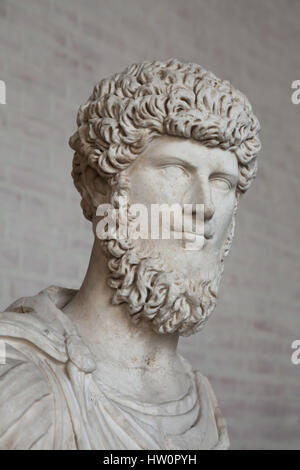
[210,177,232,191]
[160,164,190,177]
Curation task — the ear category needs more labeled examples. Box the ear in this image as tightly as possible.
[84,166,109,208]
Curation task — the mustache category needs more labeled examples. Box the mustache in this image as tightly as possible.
[170,226,214,240]
[169,212,214,240]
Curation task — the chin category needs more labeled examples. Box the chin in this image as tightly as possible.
[104,234,224,337]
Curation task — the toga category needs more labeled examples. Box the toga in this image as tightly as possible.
[0,286,229,450]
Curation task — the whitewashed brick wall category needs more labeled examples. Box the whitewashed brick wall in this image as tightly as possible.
[0,0,299,449]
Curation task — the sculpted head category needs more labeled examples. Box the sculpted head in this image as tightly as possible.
[69,59,261,336]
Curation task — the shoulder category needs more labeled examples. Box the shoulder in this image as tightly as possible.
[0,288,75,449]
[0,288,72,362]
[195,372,230,450]
[178,354,229,449]
[0,339,55,449]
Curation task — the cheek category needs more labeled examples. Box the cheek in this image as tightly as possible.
[130,169,187,205]
[129,169,156,204]
[214,194,236,246]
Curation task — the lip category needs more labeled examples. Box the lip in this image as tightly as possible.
[171,230,213,240]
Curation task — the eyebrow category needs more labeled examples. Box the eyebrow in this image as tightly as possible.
[152,155,195,170]
[210,171,239,182]
[152,154,238,179]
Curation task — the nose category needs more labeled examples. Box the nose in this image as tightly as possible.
[203,196,215,221]
[185,175,215,221]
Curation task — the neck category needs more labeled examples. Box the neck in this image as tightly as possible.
[63,238,188,402]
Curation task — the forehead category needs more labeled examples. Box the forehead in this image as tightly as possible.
[141,136,238,175]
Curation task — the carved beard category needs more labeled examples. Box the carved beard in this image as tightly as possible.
[100,184,236,337]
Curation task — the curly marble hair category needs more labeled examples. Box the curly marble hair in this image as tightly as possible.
[70,58,261,221]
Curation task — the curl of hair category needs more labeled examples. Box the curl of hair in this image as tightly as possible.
[70,59,261,221]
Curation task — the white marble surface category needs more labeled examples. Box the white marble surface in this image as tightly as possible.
[0,59,261,449]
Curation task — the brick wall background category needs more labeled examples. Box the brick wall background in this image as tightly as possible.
[0,0,299,450]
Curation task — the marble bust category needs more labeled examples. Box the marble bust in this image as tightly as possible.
[0,59,261,450]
